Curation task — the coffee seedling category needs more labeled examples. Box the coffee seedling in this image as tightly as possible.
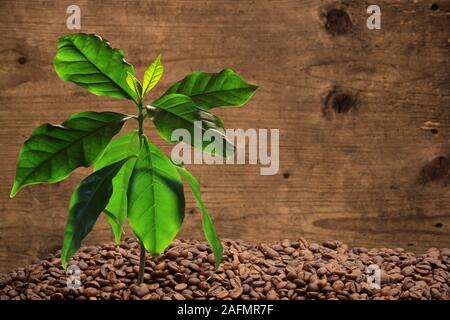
[10,33,257,284]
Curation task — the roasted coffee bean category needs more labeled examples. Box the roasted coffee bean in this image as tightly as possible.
[84,287,98,298]
[1,238,448,300]
[188,277,200,286]
[167,262,179,273]
[112,283,126,291]
[165,250,179,261]
[229,287,243,299]
[322,241,338,250]
[266,289,278,300]
[78,261,88,270]
[174,283,188,291]
[216,290,229,299]
[51,292,64,300]
[85,281,100,289]
[131,284,149,298]
[173,292,185,300]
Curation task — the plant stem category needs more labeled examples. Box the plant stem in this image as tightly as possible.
[137,242,146,285]
[137,103,144,144]
[136,101,146,285]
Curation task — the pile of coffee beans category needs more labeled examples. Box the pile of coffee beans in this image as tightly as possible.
[0,238,449,300]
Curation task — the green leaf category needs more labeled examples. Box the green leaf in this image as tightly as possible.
[126,72,142,100]
[142,55,163,97]
[127,136,185,255]
[176,165,223,269]
[94,131,140,242]
[54,33,138,102]
[162,68,257,110]
[10,112,130,198]
[61,157,132,267]
[150,93,234,157]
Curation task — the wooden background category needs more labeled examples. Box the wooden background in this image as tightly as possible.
[0,0,449,273]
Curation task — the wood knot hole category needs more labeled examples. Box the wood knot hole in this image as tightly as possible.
[324,89,356,116]
[325,9,352,35]
[18,57,27,64]
[422,155,449,183]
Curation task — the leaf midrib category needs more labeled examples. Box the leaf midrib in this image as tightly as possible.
[143,64,160,95]
[154,97,221,133]
[68,159,126,254]
[17,117,126,188]
[187,86,253,98]
[59,38,135,102]
[144,142,157,253]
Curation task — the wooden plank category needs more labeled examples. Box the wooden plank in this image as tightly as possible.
[0,0,449,272]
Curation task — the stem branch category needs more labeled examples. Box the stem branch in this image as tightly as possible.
[136,101,146,285]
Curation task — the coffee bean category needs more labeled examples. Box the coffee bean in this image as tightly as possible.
[317,278,327,288]
[115,269,126,277]
[286,271,297,280]
[390,288,400,296]
[85,281,100,289]
[415,264,431,275]
[266,289,278,300]
[380,270,390,284]
[242,284,251,294]
[113,283,126,291]
[188,277,200,285]
[355,247,368,254]
[130,284,148,298]
[101,286,112,293]
[306,292,319,299]
[155,262,166,271]
[402,266,414,276]
[322,241,338,250]
[373,256,384,265]
[322,252,336,260]
[307,282,319,292]
[317,267,327,276]
[173,292,185,300]
[1,238,449,301]
[51,292,64,300]
[346,270,361,280]
[167,262,179,273]
[250,271,261,280]
[431,288,441,299]
[198,281,210,291]
[332,280,345,291]
[381,286,391,296]
[284,247,296,255]
[264,248,279,260]
[389,273,403,282]
[174,283,188,291]
[253,280,265,288]
[207,254,215,265]
[409,290,422,300]
[238,252,251,262]
[196,244,208,251]
[229,287,243,299]
[78,261,88,270]
[84,287,98,298]
[230,277,241,289]
[216,290,229,299]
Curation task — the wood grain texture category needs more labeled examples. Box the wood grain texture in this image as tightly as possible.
[0,0,449,272]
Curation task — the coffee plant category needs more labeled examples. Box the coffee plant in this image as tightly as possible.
[10,33,257,283]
